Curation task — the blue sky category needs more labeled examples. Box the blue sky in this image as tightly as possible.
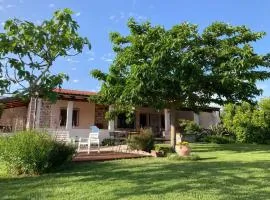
[0,0,270,98]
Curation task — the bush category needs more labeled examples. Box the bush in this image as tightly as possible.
[154,144,175,156]
[178,119,201,134]
[167,153,201,161]
[222,101,270,144]
[0,131,75,175]
[203,135,235,144]
[127,128,154,152]
[102,138,115,146]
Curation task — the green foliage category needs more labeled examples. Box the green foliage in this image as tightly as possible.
[203,135,235,144]
[0,8,90,99]
[167,153,201,161]
[208,124,233,137]
[222,100,270,144]
[127,128,154,152]
[178,119,201,134]
[90,19,270,119]
[154,144,175,156]
[102,138,115,146]
[0,131,75,175]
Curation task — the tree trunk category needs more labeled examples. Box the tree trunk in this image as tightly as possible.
[170,108,176,148]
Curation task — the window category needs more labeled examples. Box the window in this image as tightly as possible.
[117,113,135,129]
[60,109,79,127]
[161,114,165,129]
[139,113,147,128]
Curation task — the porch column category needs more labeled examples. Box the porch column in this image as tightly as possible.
[164,109,170,139]
[135,110,140,131]
[66,101,74,130]
[193,112,200,125]
[35,98,42,128]
[108,105,115,131]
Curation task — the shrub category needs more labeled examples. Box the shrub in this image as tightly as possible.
[203,135,235,144]
[0,131,75,175]
[154,144,175,156]
[222,101,270,144]
[167,153,201,161]
[102,138,115,146]
[178,119,201,134]
[127,128,154,152]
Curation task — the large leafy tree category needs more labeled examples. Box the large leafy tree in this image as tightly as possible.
[222,99,270,144]
[0,8,90,99]
[91,19,270,147]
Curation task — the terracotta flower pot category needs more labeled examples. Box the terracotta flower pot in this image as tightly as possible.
[151,150,164,157]
[176,145,191,156]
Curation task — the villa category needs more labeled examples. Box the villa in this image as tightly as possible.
[0,88,220,142]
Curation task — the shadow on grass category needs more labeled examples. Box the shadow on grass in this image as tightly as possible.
[192,143,270,153]
[1,157,270,200]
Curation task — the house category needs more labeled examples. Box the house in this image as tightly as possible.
[0,88,220,142]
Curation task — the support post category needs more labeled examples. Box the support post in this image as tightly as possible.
[108,105,115,131]
[193,112,200,125]
[170,108,176,148]
[66,101,74,130]
[35,98,42,128]
[164,109,170,139]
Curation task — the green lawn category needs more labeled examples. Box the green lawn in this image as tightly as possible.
[1,144,270,200]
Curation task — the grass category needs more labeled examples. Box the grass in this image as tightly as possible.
[1,143,270,200]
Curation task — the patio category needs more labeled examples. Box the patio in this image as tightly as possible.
[73,150,148,162]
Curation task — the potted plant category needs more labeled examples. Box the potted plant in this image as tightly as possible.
[175,141,191,156]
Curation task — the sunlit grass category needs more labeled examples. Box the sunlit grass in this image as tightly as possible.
[1,143,270,200]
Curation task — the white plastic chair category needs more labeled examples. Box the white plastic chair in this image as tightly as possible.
[78,126,100,154]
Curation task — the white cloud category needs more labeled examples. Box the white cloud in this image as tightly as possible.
[75,12,81,17]
[86,51,95,56]
[128,12,148,21]
[73,79,79,83]
[71,67,77,71]
[49,3,55,8]
[101,53,114,63]
[120,12,125,19]
[90,85,101,92]
[109,15,116,20]
[6,4,15,8]
[35,20,42,25]
[110,12,148,23]
[66,58,80,63]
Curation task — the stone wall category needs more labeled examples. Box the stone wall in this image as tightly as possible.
[0,106,28,132]
[26,98,36,129]
[39,100,52,128]
[95,104,108,129]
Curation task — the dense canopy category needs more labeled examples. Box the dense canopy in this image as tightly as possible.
[0,8,90,99]
[91,19,270,112]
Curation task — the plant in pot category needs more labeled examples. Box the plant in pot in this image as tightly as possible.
[175,141,191,157]
[151,144,175,157]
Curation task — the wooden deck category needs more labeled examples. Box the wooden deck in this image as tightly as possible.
[72,151,148,162]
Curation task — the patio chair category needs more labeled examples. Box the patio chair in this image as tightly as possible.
[77,126,100,154]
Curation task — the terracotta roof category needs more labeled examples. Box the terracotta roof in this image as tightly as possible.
[0,97,28,109]
[53,88,97,96]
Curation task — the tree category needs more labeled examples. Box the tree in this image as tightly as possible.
[0,8,90,99]
[90,18,270,147]
[222,100,270,143]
